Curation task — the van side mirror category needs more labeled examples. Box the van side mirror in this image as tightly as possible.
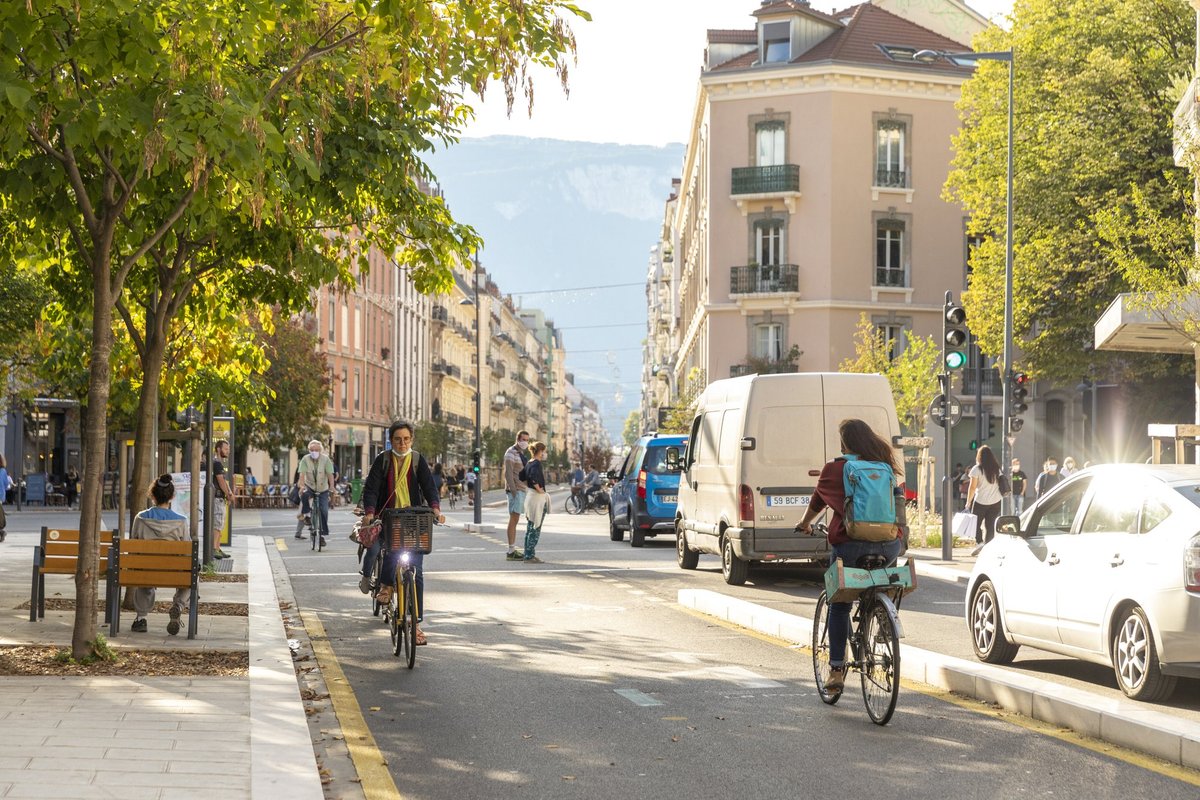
[996,515,1024,537]
[740,437,756,451]
[606,470,618,481]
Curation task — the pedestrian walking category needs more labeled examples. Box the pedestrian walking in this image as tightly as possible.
[64,465,80,509]
[503,430,531,560]
[951,462,966,511]
[0,454,9,542]
[210,439,233,559]
[967,445,1004,554]
[521,442,549,564]
[1035,458,1062,499]
[1010,458,1028,515]
[130,475,191,635]
[1060,456,1078,478]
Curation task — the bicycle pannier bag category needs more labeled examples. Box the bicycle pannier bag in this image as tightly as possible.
[841,455,898,542]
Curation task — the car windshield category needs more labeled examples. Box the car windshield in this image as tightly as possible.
[644,445,683,475]
[1173,483,1200,509]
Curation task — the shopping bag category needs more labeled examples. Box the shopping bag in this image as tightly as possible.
[951,511,978,539]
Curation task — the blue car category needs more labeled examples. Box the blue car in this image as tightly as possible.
[608,433,688,547]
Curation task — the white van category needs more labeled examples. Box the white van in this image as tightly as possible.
[674,372,903,584]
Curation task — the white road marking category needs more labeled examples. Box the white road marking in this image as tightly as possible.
[663,666,784,689]
[615,688,664,707]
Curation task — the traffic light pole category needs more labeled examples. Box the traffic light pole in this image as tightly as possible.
[472,252,484,526]
[940,371,954,562]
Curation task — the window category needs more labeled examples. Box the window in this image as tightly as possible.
[755,220,783,266]
[875,220,906,287]
[717,410,743,466]
[1140,496,1172,534]
[354,368,361,411]
[762,21,790,63]
[755,323,783,361]
[876,323,906,361]
[340,367,348,409]
[875,121,906,187]
[328,298,336,343]
[1029,481,1089,536]
[756,121,786,167]
[1081,485,1140,534]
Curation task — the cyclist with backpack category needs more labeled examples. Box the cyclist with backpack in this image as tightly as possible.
[794,418,903,693]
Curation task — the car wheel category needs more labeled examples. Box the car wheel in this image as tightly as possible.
[608,510,624,542]
[676,523,699,570]
[969,580,1019,664]
[1112,605,1177,702]
[721,536,748,586]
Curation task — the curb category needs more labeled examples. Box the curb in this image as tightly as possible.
[678,588,1200,769]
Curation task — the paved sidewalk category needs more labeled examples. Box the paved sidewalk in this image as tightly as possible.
[0,521,323,799]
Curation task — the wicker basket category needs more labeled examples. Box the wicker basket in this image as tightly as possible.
[383,507,434,554]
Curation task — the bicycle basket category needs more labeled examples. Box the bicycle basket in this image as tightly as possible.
[382,507,434,554]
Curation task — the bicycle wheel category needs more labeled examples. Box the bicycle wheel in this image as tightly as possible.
[564,494,582,515]
[402,571,418,669]
[860,599,901,725]
[370,555,383,617]
[590,493,609,514]
[388,578,401,655]
[811,592,841,705]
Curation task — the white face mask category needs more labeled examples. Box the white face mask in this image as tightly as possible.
[309,451,320,460]
[517,440,529,450]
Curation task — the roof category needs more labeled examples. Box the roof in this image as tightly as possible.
[709,2,974,75]
[753,0,844,26]
[708,28,757,45]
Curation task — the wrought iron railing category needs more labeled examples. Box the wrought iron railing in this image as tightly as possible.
[874,167,908,188]
[730,264,799,295]
[731,164,800,195]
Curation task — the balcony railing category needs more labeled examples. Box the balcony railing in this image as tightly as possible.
[731,164,800,195]
[962,367,1005,397]
[730,362,800,378]
[874,167,908,188]
[874,265,906,288]
[730,264,799,295]
[431,305,449,323]
[431,359,447,375]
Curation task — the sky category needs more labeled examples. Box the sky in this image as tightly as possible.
[461,0,1014,147]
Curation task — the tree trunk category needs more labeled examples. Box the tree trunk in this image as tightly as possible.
[123,330,167,611]
[74,262,113,659]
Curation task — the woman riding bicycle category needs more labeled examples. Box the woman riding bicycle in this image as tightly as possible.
[795,418,903,693]
[360,421,445,646]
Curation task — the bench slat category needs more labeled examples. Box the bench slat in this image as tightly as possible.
[41,557,109,574]
[117,569,194,588]
[42,529,115,544]
[44,542,112,556]
[118,554,194,570]
[122,540,193,555]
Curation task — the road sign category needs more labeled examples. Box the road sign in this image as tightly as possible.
[929,394,962,428]
[896,436,934,448]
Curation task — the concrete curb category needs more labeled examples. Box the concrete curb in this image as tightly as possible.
[678,587,1200,769]
[247,537,325,799]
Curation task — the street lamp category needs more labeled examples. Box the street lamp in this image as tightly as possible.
[915,47,1015,512]
[459,250,484,525]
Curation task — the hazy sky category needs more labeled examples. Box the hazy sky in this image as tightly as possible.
[462,0,1013,146]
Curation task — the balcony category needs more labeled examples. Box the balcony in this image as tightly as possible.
[431,358,447,375]
[730,164,802,214]
[730,362,800,378]
[730,264,799,295]
[874,167,908,188]
[431,305,449,324]
[962,367,1005,397]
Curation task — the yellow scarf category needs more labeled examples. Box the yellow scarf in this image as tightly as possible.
[391,451,412,508]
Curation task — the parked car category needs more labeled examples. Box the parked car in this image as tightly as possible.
[965,464,1200,701]
[608,433,688,547]
[675,372,903,585]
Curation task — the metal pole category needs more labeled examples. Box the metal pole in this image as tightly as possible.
[973,334,983,446]
[473,250,483,526]
[941,372,954,561]
[1000,54,1015,514]
[203,400,214,565]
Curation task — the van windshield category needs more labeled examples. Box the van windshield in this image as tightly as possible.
[644,445,683,475]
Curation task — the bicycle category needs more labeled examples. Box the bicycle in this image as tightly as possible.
[446,482,461,511]
[564,484,610,515]
[306,490,329,552]
[379,506,435,669]
[809,523,915,726]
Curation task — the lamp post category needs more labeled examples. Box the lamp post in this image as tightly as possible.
[916,47,1015,512]
[460,250,484,525]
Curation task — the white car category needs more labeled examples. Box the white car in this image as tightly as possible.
[965,464,1200,701]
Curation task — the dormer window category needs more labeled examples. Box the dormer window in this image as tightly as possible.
[762,21,791,63]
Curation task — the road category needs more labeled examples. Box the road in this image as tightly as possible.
[268,494,1198,799]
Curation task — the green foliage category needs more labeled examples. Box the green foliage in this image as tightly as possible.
[741,345,802,376]
[242,312,332,455]
[944,0,1194,384]
[481,427,514,467]
[413,421,453,464]
[839,315,941,435]
[622,410,641,446]
[658,367,705,435]
[52,634,118,665]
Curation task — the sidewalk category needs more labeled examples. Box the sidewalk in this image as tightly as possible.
[0,517,323,799]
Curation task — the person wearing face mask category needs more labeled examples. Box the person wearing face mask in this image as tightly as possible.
[298,439,335,547]
[1035,458,1062,499]
[1010,458,1028,514]
[503,430,531,561]
[1060,456,1078,478]
[361,421,444,645]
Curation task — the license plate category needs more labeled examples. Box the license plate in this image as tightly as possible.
[660,495,677,504]
[766,495,809,507]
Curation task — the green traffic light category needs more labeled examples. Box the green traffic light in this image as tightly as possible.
[945,351,967,370]
[969,440,978,450]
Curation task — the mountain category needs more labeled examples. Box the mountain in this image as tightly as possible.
[426,136,686,439]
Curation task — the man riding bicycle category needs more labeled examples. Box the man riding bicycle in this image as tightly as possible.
[298,439,335,548]
[583,465,603,505]
[360,421,445,646]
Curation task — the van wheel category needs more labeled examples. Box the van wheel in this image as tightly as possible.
[676,525,699,570]
[721,537,748,585]
[630,514,645,547]
[608,511,623,542]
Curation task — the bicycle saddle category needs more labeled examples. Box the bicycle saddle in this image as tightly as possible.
[856,554,890,571]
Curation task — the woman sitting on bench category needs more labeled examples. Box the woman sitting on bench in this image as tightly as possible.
[130,475,191,635]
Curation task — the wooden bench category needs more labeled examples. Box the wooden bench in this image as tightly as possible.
[29,528,117,623]
[108,538,200,639]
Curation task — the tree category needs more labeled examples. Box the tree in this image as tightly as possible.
[622,410,640,445]
[658,367,705,435]
[582,443,614,473]
[839,315,941,435]
[413,421,453,465]
[0,0,588,659]
[242,313,331,456]
[944,0,1193,385]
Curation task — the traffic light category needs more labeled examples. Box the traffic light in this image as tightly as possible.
[942,299,968,371]
[969,439,979,451]
[471,450,481,474]
[1009,372,1029,434]
[985,410,996,440]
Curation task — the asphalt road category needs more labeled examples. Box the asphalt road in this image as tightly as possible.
[270,496,1199,799]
